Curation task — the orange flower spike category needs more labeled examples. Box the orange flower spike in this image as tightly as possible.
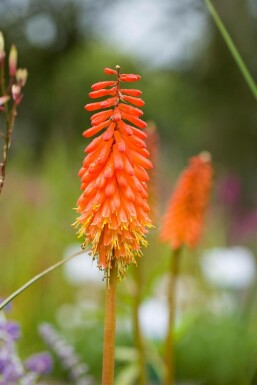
[160,152,213,250]
[74,65,153,279]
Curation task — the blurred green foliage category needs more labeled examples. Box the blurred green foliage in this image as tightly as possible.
[1,0,257,384]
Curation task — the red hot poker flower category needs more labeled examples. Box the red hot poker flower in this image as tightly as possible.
[74,66,152,278]
[160,152,213,250]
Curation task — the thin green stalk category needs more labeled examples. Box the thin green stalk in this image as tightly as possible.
[164,248,181,385]
[204,0,257,101]
[102,265,118,385]
[132,263,147,385]
[0,250,85,311]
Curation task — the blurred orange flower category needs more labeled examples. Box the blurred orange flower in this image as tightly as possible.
[74,66,152,278]
[160,152,213,250]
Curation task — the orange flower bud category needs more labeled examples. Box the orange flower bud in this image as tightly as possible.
[89,87,116,99]
[120,74,141,82]
[104,67,117,75]
[122,95,145,107]
[91,80,116,91]
[85,96,117,111]
[120,88,142,97]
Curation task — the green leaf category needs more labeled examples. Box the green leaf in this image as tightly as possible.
[115,346,138,362]
[115,363,140,385]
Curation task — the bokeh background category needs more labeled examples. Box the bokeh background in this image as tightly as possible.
[0,0,257,384]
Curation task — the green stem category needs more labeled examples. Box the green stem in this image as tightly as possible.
[0,250,85,311]
[164,248,181,385]
[204,0,257,101]
[133,263,147,385]
[102,265,117,385]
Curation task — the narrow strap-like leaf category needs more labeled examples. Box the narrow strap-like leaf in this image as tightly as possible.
[204,0,257,101]
[0,250,85,311]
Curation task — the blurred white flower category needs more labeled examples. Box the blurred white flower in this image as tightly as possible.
[208,292,236,315]
[139,298,168,339]
[201,247,256,289]
[56,299,100,329]
[25,13,57,48]
[56,303,81,329]
[63,243,104,286]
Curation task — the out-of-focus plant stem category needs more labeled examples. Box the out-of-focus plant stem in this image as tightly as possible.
[164,247,181,385]
[0,250,85,311]
[133,263,147,385]
[0,62,16,195]
[102,265,117,385]
[204,0,257,102]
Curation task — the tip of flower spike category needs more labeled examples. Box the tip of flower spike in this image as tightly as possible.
[199,151,211,163]
[116,64,120,70]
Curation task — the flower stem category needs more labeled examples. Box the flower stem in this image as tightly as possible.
[0,62,16,195]
[164,247,181,385]
[133,263,147,385]
[102,265,118,385]
[204,0,257,101]
[0,103,16,195]
[0,250,85,311]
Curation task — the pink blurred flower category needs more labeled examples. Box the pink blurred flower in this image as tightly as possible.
[218,174,241,207]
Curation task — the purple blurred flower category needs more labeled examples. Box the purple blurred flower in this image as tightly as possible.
[218,174,241,207]
[4,320,20,340]
[25,352,52,374]
[232,209,257,241]
[0,314,53,384]
[3,360,24,381]
[39,323,92,385]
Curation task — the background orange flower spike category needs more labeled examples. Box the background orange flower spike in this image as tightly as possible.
[160,152,213,250]
[74,66,153,279]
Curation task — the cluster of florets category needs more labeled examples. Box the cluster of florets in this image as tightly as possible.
[0,31,27,110]
[75,66,152,278]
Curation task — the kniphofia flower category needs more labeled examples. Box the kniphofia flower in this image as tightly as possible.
[160,152,213,250]
[74,66,152,278]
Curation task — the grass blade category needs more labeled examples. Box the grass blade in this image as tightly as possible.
[0,250,85,310]
[204,0,257,101]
